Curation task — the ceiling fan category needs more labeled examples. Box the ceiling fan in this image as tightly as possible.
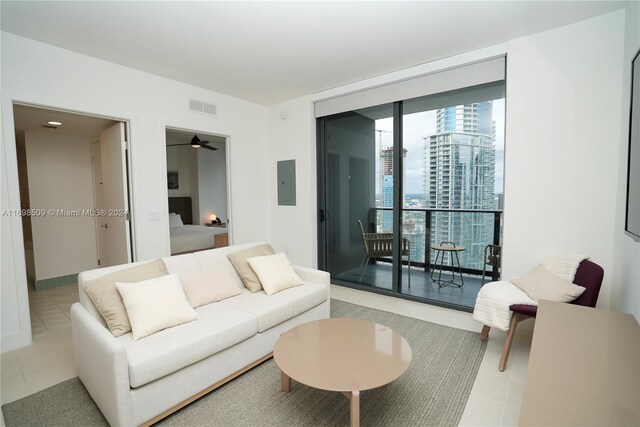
[167,134,218,151]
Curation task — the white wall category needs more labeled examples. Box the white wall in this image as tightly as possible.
[197,146,228,225]
[268,97,316,265]
[1,32,269,351]
[503,10,625,309]
[166,146,193,199]
[25,131,98,280]
[611,1,640,321]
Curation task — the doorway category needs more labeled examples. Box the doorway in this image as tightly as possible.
[165,128,231,255]
[13,104,133,337]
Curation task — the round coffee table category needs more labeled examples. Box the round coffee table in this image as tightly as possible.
[273,318,412,427]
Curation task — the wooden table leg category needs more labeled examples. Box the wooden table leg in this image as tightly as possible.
[350,389,360,427]
[281,371,291,392]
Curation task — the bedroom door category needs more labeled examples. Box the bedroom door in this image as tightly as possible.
[99,122,131,266]
[92,140,109,266]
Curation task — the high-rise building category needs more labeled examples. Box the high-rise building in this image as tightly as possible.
[423,102,496,269]
[378,147,407,232]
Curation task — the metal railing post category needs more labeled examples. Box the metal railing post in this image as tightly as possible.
[424,210,431,272]
[492,212,501,281]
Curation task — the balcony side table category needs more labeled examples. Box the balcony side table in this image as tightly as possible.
[430,242,465,287]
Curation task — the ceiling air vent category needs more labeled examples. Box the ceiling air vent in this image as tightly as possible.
[189,99,217,117]
[41,124,58,129]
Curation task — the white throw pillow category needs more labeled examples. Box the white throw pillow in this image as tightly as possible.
[179,271,242,308]
[246,253,302,296]
[169,214,184,228]
[116,274,198,340]
[512,264,586,303]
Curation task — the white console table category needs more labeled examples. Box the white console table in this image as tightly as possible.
[520,300,639,426]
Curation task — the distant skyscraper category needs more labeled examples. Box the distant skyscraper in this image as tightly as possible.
[424,102,496,269]
[378,147,407,232]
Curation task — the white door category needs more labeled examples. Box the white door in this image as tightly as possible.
[91,140,109,267]
[99,122,131,266]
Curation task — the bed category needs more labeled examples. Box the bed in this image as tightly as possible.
[168,197,227,255]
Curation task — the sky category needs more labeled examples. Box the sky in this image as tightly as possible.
[374,99,505,195]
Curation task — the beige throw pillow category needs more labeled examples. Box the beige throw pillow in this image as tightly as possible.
[512,264,586,303]
[179,271,242,308]
[247,253,302,296]
[83,259,169,336]
[116,274,198,340]
[227,244,275,292]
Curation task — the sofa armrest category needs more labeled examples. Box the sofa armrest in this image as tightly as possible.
[71,303,132,426]
[293,265,330,285]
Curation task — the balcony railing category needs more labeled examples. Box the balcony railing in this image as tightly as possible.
[366,207,502,281]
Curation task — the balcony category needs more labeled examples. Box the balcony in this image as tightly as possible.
[331,207,502,312]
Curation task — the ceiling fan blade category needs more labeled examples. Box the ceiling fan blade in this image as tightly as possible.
[201,144,218,151]
[167,143,191,147]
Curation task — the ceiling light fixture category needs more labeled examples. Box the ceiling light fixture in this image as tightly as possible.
[47,121,62,126]
[190,135,202,148]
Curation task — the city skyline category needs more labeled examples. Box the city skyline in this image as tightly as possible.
[373,99,505,195]
[425,102,497,269]
[373,98,504,268]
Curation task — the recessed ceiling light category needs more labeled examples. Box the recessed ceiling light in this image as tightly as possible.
[47,121,62,126]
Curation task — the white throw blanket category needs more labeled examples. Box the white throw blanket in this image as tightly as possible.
[472,281,537,331]
[472,253,589,331]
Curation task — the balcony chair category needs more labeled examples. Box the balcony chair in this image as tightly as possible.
[480,259,604,371]
[482,244,502,285]
[357,220,411,286]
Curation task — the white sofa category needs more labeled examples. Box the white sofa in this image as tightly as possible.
[71,242,330,426]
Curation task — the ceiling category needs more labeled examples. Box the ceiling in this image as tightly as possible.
[1,1,628,106]
[13,104,118,137]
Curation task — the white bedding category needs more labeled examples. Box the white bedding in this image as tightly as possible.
[170,225,227,255]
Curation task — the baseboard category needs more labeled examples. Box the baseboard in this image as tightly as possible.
[35,273,78,291]
[1,330,31,353]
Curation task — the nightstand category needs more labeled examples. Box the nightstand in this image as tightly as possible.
[214,233,228,248]
[206,223,227,228]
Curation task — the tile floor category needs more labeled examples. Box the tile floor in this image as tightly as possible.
[1,283,533,426]
[334,263,484,310]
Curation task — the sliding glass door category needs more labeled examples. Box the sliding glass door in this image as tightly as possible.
[317,68,506,311]
[319,104,398,292]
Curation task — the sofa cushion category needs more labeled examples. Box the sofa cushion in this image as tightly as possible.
[83,259,169,337]
[162,253,202,277]
[226,244,275,293]
[247,253,302,296]
[193,250,246,291]
[219,282,328,332]
[180,271,243,308]
[163,252,242,307]
[116,274,198,340]
[118,303,258,388]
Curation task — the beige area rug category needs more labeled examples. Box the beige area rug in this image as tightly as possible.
[2,300,486,426]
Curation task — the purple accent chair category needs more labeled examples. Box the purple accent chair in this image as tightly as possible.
[480,259,604,371]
